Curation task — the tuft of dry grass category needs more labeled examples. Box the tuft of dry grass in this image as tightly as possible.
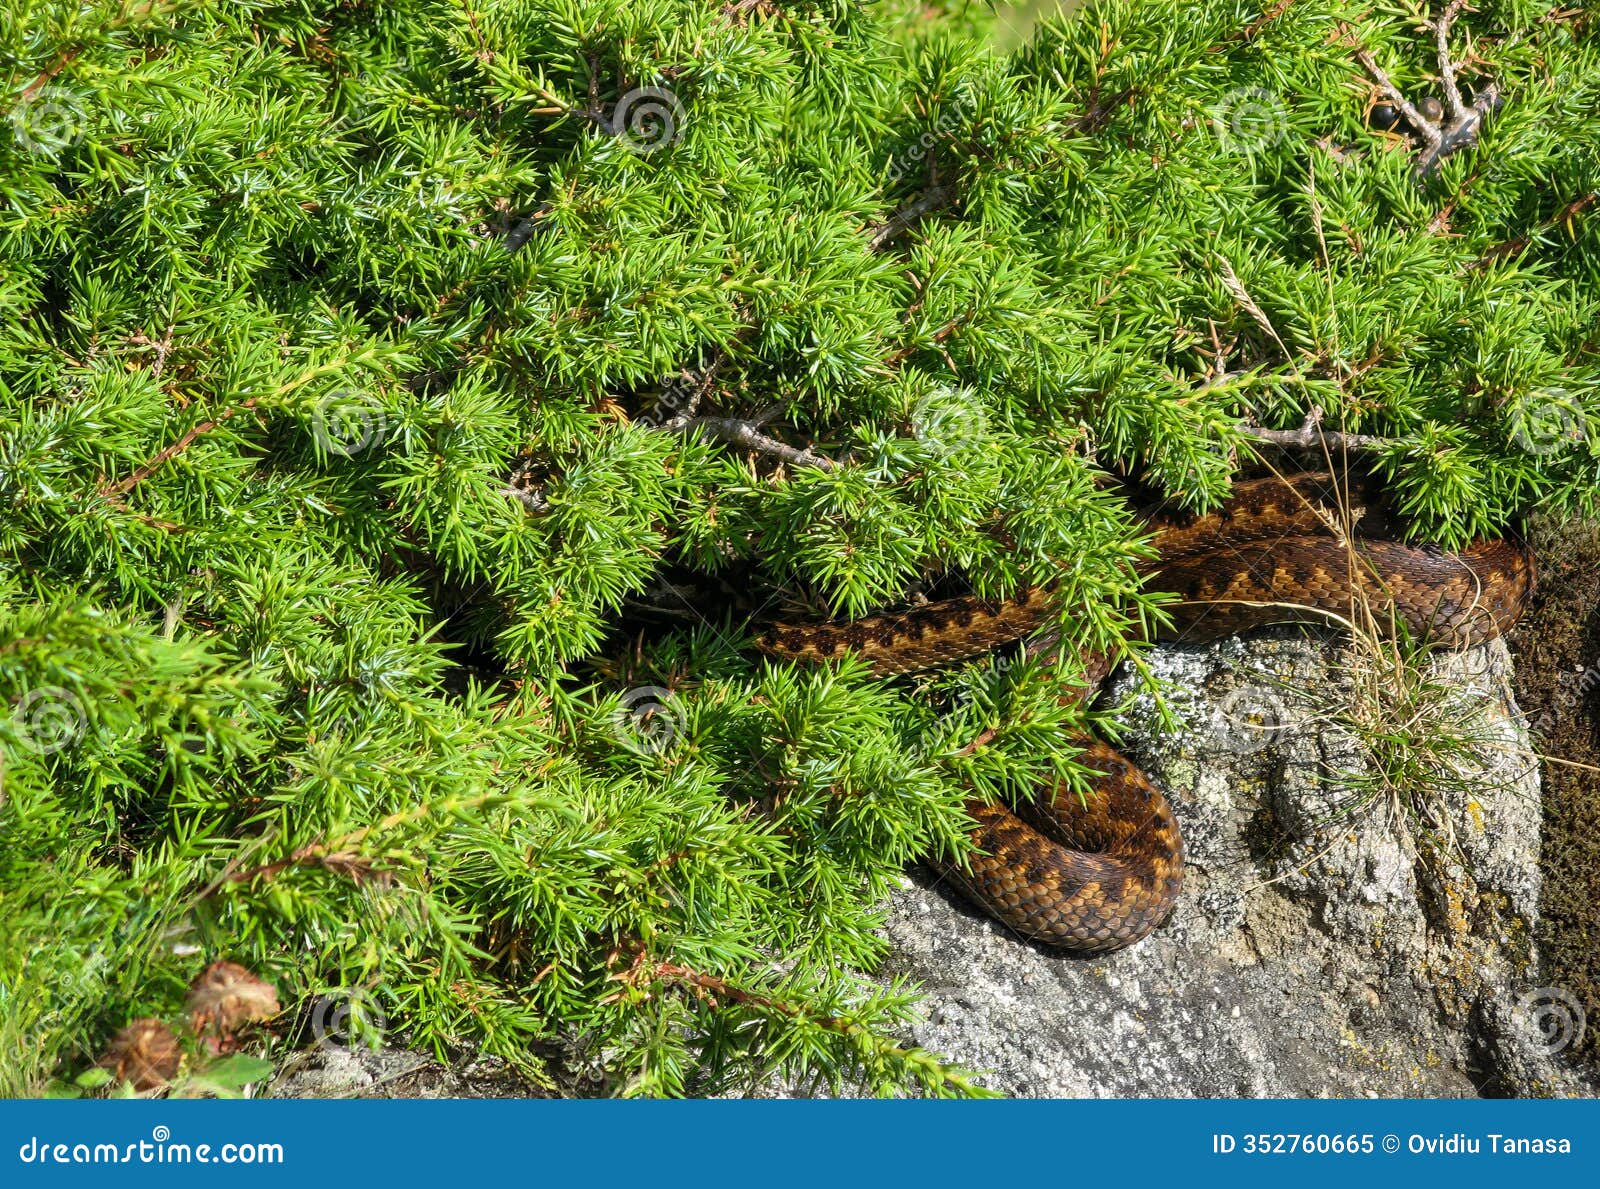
[1300,625,1517,855]
[1233,463,1539,893]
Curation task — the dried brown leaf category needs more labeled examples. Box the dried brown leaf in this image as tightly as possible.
[99,1019,181,1091]
[185,960,281,1034]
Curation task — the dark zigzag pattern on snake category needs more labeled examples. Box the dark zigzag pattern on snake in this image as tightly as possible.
[755,472,1535,953]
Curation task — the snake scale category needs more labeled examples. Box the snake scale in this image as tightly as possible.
[755,472,1535,954]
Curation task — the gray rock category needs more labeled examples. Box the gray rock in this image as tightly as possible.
[268,1043,541,1099]
[877,631,1592,1098]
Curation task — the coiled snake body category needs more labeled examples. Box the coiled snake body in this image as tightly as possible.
[756,473,1534,954]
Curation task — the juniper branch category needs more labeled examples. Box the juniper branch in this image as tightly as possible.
[1474,192,1600,267]
[100,398,261,500]
[644,962,988,1096]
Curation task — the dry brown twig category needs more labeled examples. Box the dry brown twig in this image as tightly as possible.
[101,398,261,501]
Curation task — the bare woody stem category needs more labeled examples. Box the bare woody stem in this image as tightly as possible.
[1239,408,1395,453]
[867,182,955,251]
[500,484,550,513]
[1415,84,1499,177]
[1348,36,1443,149]
[656,351,728,432]
[690,416,837,470]
[1345,9,1500,176]
[1430,0,1469,120]
[1241,425,1394,452]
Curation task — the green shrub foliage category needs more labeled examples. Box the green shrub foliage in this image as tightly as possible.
[1,0,1596,1095]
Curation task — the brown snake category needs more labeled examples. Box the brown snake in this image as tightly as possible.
[755,472,1535,954]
